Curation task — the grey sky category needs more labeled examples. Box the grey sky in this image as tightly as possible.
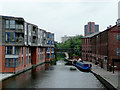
[0,0,119,42]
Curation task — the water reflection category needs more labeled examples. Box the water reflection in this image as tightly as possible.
[2,61,106,88]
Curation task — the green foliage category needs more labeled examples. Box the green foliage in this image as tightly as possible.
[55,35,83,57]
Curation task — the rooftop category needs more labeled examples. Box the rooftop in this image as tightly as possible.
[82,32,100,38]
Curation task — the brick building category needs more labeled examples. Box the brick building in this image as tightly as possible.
[84,22,99,36]
[82,25,120,71]
[0,15,54,73]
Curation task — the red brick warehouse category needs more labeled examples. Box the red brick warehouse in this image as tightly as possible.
[82,25,120,71]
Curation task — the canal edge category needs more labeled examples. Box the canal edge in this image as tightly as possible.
[1,61,46,82]
[91,70,117,90]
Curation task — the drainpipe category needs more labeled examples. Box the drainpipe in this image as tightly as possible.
[107,30,109,71]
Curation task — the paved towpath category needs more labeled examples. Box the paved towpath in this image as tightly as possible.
[84,61,120,90]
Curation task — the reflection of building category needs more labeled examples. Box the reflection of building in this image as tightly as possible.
[61,35,74,43]
[82,25,120,71]
[0,15,54,73]
[84,22,99,36]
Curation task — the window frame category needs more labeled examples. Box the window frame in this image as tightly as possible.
[5,58,18,68]
[5,32,16,42]
[5,46,16,55]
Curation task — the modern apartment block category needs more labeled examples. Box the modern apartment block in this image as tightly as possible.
[0,15,54,73]
[84,22,99,36]
[82,25,120,71]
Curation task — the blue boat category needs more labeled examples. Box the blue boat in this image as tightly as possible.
[75,62,91,72]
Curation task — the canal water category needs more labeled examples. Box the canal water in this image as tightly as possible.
[2,60,106,88]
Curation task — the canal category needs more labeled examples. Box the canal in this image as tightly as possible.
[2,60,106,88]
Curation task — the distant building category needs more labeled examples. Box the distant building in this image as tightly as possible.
[117,1,120,26]
[61,35,74,43]
[84,22,99,36]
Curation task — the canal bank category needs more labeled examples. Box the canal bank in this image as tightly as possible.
[0,61,46,81]
[2,60,106,88]
[84,61,119,90]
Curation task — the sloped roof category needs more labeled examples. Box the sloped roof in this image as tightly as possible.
[82,32,101,38]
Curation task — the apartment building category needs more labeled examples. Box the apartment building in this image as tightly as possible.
[82,25,120,71]
[46,32,54,62]
[84,22,99,36]
[0,15,54,73]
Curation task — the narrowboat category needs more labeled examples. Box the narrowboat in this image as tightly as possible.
[75,62,91,72]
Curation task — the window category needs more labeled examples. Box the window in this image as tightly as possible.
[22,47,23,54]
[117,34,120,41]
[5,46,15,55]
[5,58,18,67]
[5,20,9,29]
[40,48,43,52]
[9,58,14,67]
[26,56,28,64]
[47,34,50,38]
[22,57,23,65]
[38,48,39,53]
[10,20,15,29]
[47,40,50,45]
[38,55,39,61]
[29,56,31,63]
[47,54,50,59]
[16,47,20,55]
[5,32,15,42]
[5,20,15,29]
[26,48,28,54]
[5,58,9,67]
[117,48,120,56]
[29,48,31,54]
[15,58,19,67]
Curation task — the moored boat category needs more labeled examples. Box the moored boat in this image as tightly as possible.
[75,60,91,72]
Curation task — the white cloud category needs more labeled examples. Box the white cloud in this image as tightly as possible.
[0,0,119,41]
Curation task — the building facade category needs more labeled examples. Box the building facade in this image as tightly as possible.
[84,22,99,36]
[0,15,54,73]
[82,25,120,71]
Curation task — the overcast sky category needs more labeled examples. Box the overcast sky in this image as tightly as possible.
[0,0,119,42]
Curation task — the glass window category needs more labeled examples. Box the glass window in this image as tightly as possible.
[10,20,15,29]
[5,32,15,42]
[22,57,23,65]
[117,34,120,41]
[29,56,31,63]
[22,47,23,54]
[10,32,15,42]
[26,56,28,64]
[117,48,120,56]
[5,32,10,42]
[9,58,14,67]
[15,58,18,67]
[5,59,9,67]
[5,20,9,29]
[38,55,39,61]
[26,48,28,54]
[5,46,15,55]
